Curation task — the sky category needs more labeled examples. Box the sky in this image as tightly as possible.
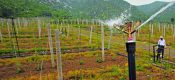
[124,0,174,6]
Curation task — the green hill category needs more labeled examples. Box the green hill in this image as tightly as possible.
[0,0,69,19]
[59,0,146,20]
[0,0,146,20]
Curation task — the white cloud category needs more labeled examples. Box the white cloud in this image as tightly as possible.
[124,0,174,6]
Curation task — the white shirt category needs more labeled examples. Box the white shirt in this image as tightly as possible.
[158,39,166,46]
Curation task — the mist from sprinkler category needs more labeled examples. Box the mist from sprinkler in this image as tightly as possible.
[100,9,131,29]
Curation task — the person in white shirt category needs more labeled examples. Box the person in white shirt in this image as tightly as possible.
[157,36,166,59]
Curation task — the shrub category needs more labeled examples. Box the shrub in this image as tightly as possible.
[112,55,117,61]
[26,55,41,63]
[15,62,24,74]
[96,57,103,63]
[79,60,84,65]
[66,69,96,80]
[119,76,126,80]
[26,55,42,71]
[136,64,144,71]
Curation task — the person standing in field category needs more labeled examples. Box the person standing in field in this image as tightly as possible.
[157,36,166,59]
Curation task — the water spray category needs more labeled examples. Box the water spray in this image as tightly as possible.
[131,1,175,34]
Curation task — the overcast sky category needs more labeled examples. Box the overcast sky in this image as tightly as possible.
[124,0,174,6]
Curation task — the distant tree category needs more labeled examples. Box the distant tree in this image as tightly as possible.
[0,0,70,18]
[171,18,174,23]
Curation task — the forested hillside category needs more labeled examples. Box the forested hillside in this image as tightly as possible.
[0,0,146,20]
[0,0,69,19]
[0,0,174,22]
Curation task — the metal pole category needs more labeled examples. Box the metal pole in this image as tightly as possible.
[126,42,136,80]
[153,45,156,62]
[126,22,136,80]
[12,18,20,56]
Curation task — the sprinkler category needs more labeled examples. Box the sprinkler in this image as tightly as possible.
[113,1,175,80]
[113,21,141,80]
[125,21,140,80]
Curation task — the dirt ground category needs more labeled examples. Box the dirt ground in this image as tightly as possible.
[1,53,175,80]
[0,55,127,79]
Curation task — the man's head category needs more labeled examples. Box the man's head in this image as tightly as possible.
[160,36,163,40]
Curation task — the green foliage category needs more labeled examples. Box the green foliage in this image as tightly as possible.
[111,55,117,61]
[119,77,127,80]
[26,55,41,63]
[15,62,24,74]
[0,0,70,18]
[35,61,43,71]
[136,64,144,71]
[0,49,33,55]
[96,57,103,63]
[0,0,173,21]
[79,60,84,65]
[26,55,43,71]
[63,0,146,20]
[100,66,120,77]
[0,0,147,20]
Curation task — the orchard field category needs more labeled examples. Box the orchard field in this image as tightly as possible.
[0,18,175,80]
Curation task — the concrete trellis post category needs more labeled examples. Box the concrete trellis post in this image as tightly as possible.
[7,20,11,38]
[163,23,166,36]
[89,26,93,44]
[151,23,154,36]
[168,24,170,30]
[171,24,173,33]
[167,24,169,30]
[78,26,81,40]
[149,22,151,35]
[108,29,113,49]
[0,19,3,42]
[162,23,164,36]
[70,19,72,25]
[47,23,55,68]
[17,18,21,28]
[86,19,88,25]
[158,22,160,32]
[24,19,28,27]
[67,24,70,37]
[0,29,2,42]
[92,19,95,25]
[60,23,63,32]
[0,19,1,32]
[57,20,59,29]
[37,18,41,38]
[62,20,64,25]
[22,18,24,27]
[55,30,63,80]
[42,19,45,28]
[101,24,105,61]
[174,24,175,37]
